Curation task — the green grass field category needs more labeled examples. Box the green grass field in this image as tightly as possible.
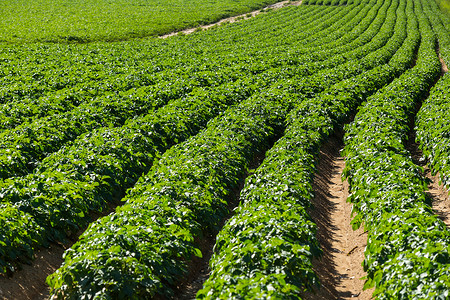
[0,0,279,43]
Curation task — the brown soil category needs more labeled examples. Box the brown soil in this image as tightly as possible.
[160,0,302,39]
[173,234,216,300]
[427,170,450,227]
[303,132,373,300]
[440,56,449,74]
[0,201,119,300]
[173,150,268,299]
[0,245,66,300]
[406,129,450,227]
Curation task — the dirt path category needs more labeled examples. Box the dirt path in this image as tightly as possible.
[0,201,119,300]
[303,132,373,300]
[173,235,216,300]
[440,56,449,74]
[426,170,450,227]
[406,129,450,227]
[173,150,268,299]
[160,0,302,39]
[0,245,66,300]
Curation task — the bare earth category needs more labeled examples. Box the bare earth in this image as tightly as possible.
[430,52,450,224]
[303,133,373,300]
[160,0,302,39]
[440,56,449,74]
[406,128,450,227]
[427,170,450,227]
[0,245,66,300]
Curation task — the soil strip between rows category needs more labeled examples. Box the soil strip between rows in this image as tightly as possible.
[0,246,65,300]
[172,147,272,299]
[439,56,449,74]
[303,130,373,300]
[406,123,450,227]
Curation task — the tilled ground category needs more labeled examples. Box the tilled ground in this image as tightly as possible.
[303,132,373,300]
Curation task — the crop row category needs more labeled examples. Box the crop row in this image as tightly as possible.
[0,71,265,275]
[0,5,324,131]
[0,0,377,140]
[48,0,422,297]
[0,3,345,122]
[0,74,221,179]
[198,0,423,296]
[0,0,393,274]
[416,0,450,192]
[0,0,390,131]
[342,0,450,298]
[0,0,386,182]
[0,1,375,182]
[46,36,402,298]
[46,74,303,299]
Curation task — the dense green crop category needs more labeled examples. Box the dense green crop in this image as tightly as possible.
[0,0,282,43]
[0,0,389,274]
[436,0,450,16]
[342,0,450,297]
[198,0,422,296]
[416,0,450,192]
[0,1,360,273]
[0,0,450,298]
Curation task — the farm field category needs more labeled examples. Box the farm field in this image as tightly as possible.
[0,0,450,299]
[0,0,280,43]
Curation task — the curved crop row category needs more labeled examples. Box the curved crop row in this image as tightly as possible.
[44,8,412,288]
[0,74,216,179]
[415,0,450,191]
[416,73,450,187]
[48,0,421,297]
[0,72,264,275]
[342,1,450,297]
[0,0,382,127]
[0,5,328,130]
[0,62,242,132]
[2,0,376,146]
[0,0,388,181]
[47,77,302,299]
[197,0,424,297]
[0,4,338,109]
[0,1,373,181]
[0,1,386,273]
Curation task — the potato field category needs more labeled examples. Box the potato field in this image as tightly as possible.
[0,0,450,298]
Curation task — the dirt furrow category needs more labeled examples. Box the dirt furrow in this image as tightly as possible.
[406,129,450,227]
[0,202,120,300]
[426,169,450,227]
[173,234,215,300]
[440,56,449,74]
[160,0,302,39]
[0,245,65,300]
[173,150,268,299]
[304,132,372,300]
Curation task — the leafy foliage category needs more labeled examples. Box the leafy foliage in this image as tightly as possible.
[0,0,394,274]
[342,0,450,297]
[416,0,450,190]
[0,0,282,43]
[0,0,449,298]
